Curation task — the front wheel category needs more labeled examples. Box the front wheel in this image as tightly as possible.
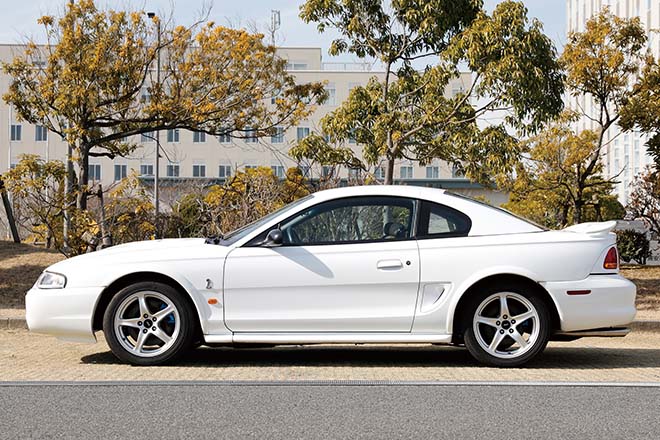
[463,285,550,367]
[103,281,196,366]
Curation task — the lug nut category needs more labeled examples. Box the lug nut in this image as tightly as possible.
[511,320,516,324]
[503,315,508,319]
[499,329,505,334]
[143,314,148,318]
[142,329,148,334]
[152,317,157,322]
[509,329,514,333]
[152,326,156,331]
[496,321,501,326]
[138,321,142,326]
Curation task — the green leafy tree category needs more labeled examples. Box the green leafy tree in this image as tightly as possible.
[503,119,623,228]
[619,57,660,162]
[559,8,647,223]
[3,0,325,238]
[292,0,564,184]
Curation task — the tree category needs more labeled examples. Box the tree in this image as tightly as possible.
[626,167,660,236]
[3,0,325,215]
[503,119,624,228]
[619,58,660,163]
[292,0,564,184]
[616,229,652,265]
[559,9,647,222]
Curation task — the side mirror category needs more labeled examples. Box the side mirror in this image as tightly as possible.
[260,229,283,247]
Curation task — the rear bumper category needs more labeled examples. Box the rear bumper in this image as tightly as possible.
[25,286,103,343]
[542,274,636,332]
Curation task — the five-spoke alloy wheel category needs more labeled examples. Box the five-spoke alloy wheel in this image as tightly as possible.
[463,283,550,367]
[103,281,195,365]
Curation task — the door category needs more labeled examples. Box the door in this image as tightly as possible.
[223,196,421,332]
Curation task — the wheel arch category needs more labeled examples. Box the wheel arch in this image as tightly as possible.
[449,273,560,343]
[92,271,204,337]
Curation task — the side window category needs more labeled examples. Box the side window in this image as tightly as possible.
[418,201,471,238]
[281,197,415,245]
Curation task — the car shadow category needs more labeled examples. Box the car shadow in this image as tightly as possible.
[80,345,660,370]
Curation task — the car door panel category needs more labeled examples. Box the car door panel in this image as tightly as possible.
[223,240,420,332]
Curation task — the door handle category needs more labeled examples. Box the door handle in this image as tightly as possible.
[377,259,403,270]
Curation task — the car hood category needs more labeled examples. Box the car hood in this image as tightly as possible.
[45,238,229,275]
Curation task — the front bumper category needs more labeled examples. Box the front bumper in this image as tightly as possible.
[542,274,636,332]
[25,286,104,343]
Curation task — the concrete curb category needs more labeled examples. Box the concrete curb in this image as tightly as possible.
[2,318,27,330]
[3,317,660,332]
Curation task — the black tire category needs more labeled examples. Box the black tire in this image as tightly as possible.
[463,283,550,367]
[103,281,196,366]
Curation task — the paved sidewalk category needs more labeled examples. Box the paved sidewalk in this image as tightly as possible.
[1,329,660,382]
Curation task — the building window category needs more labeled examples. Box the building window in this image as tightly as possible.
[298,165,311,177]
[218,129,231,143]
[10,163,17,170]
[271,165,285,178]
[193,131,206,143]
[325,84,336,105]
[166,164,180,177]
[141,131,154,143]
[141,86,151,103]
[451,164,464,178]
[35,125,48,142]
[192,164,206,177]
[140,164,154,176]
[286,62,308,70]
[88,164,102,181]
[219,165,232,178]
[374,167,385,180]
[400,166,413,179]
[426,166,439,179]
[167,129,179,143]
[245,127,258,143]
[10,124,21,141]
[114,164,127,181]
[322,166,333,178]
[348,168,361,179]
[271,127,284,143]
[296,127,310,141]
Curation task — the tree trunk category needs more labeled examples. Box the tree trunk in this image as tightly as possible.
[384,157,395,185]
[63,143,74,250]
[0,178,20,243]
[76,145,90,210]
[574,199,583,224]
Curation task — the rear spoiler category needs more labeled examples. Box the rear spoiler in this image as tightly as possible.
[563,220,617,237]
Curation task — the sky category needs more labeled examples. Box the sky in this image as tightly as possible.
[0,0,567,62]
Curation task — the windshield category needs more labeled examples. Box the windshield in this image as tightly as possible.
[211,194,315,246]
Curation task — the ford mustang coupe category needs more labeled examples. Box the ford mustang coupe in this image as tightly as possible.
[26,186,636,367]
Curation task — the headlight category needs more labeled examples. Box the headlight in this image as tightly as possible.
[36,271,67,289]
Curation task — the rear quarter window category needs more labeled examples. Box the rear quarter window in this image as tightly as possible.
[417,200,471,238]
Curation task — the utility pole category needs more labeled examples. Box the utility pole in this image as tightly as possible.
[148,12,161,238]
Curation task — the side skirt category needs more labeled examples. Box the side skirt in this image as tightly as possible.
[203,333,453,345]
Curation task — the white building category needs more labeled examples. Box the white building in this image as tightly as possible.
[566,0,660,204]
[0,45,506,205]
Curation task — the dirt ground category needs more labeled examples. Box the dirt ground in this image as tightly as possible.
[1,240,660,319]
[0,241,64,309]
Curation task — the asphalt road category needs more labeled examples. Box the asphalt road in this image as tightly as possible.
[1,382,659,439]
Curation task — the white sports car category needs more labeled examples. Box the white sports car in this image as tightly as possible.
[26,185,636,367]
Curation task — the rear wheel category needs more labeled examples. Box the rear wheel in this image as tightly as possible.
[103,281,195,366]
[463,284,550,367]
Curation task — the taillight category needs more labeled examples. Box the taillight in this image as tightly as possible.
[603,247,618,270]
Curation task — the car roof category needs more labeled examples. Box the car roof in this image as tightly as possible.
[309,185,445,203]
